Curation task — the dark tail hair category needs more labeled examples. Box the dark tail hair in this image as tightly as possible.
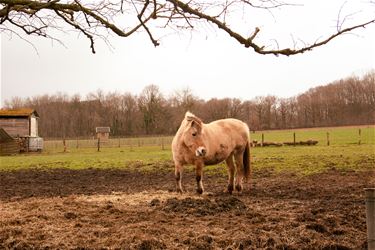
[243,141,251,180]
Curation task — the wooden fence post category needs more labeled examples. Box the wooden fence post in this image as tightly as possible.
[118,137,121,148]
[365,188,375,250]
[76,138,79,149]
[97,137,101,152]
[26,138,29,153]
[261,133,264,147]
[293,132,296,146]
[359,129,362,145]
[326,132,330,146]
[161,137,165,150]
[63,138,67,152]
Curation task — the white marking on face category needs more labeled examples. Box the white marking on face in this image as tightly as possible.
[195,146,207,157]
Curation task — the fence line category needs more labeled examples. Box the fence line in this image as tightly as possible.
[43,127,374,151]
[44,136,174,152]
[251,127,373,147]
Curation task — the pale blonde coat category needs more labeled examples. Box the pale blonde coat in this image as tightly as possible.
[172,112,250,194]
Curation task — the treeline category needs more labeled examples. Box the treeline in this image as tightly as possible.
[4,72,374,138]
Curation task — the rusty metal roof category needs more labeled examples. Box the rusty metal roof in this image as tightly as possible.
[0,108,39,117]
[96,127,111,133]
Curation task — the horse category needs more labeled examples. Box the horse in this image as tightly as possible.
[171,111,251,194]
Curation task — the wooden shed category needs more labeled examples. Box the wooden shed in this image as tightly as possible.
[0,108,40,137]
[0,108,43,152]
[96,127,110,141]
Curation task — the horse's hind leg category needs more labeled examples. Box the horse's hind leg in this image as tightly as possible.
[175,163,184,193]
[234,151,244,192]
[225,153,235,194]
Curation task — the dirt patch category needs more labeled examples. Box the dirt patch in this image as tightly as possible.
[162,196,247,216]
[0,167,374,249]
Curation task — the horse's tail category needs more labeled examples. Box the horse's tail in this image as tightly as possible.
[243,140,251,180]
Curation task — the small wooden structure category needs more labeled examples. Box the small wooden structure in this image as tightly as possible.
[96,127,110,141]
[0,108,43,152]
[0,108,40,137]
[0,128,18,156]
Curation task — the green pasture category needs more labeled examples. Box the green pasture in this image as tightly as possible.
[0,146,172,171]
[250,126,375,145]
[1,126,374,175]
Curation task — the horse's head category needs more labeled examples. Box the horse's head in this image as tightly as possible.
[182,112,206,157]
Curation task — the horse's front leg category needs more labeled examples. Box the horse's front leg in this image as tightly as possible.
[195,162,204,194]
[175,163,184,193]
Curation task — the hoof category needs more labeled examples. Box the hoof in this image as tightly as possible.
[196,188,204,195]
[176,188,184,193]
[227,184,234,195]
[235,184,243,192]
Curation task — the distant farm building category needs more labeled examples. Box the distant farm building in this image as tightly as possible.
[0,108,43,153]
[96,127,111,141]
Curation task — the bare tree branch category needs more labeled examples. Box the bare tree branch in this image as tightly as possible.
[167,0,375,56]
[136,0,160,46]
[1,0,374,56]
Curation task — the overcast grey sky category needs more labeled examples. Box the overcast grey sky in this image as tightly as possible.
[1,0,374,107]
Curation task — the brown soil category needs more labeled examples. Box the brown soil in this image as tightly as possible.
[0,167,374,249]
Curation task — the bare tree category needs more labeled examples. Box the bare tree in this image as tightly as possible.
[119,93,138,136]
[172,87,198,113]
[1,0,374,55]
[138,84,164,134]
[5,71,374,137]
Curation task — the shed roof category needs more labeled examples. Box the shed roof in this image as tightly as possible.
[0,108,39,117]
[96,127,111,133]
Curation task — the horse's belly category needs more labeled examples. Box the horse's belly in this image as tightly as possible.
[203,153,229,165]
[203,143,232,165]
[204,158,223,165]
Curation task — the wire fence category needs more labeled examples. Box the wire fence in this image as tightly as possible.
[250,126,375,146]
[44,136,174,152]
[43,126,374,152]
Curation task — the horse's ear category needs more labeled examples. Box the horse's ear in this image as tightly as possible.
[185,111,202,129]
[186,116,194,122]
[190,117,202,130]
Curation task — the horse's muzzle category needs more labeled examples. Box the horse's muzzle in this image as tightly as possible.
[195,147,207,157]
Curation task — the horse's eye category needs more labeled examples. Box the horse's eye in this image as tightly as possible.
[192,132,197,137]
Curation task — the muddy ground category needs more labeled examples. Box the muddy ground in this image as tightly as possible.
[0,167,374,249]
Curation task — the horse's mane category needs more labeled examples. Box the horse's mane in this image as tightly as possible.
[185,111,203,126]
[174,112,203,139]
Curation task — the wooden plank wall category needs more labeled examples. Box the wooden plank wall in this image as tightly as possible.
[0,118,29,137]
[0,140,19,155]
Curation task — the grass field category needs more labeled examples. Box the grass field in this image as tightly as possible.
[250,125,375,145]
[1,126,374,175]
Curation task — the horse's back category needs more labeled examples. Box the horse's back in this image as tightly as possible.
[207,118,249,139]
[203,118,249,154]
